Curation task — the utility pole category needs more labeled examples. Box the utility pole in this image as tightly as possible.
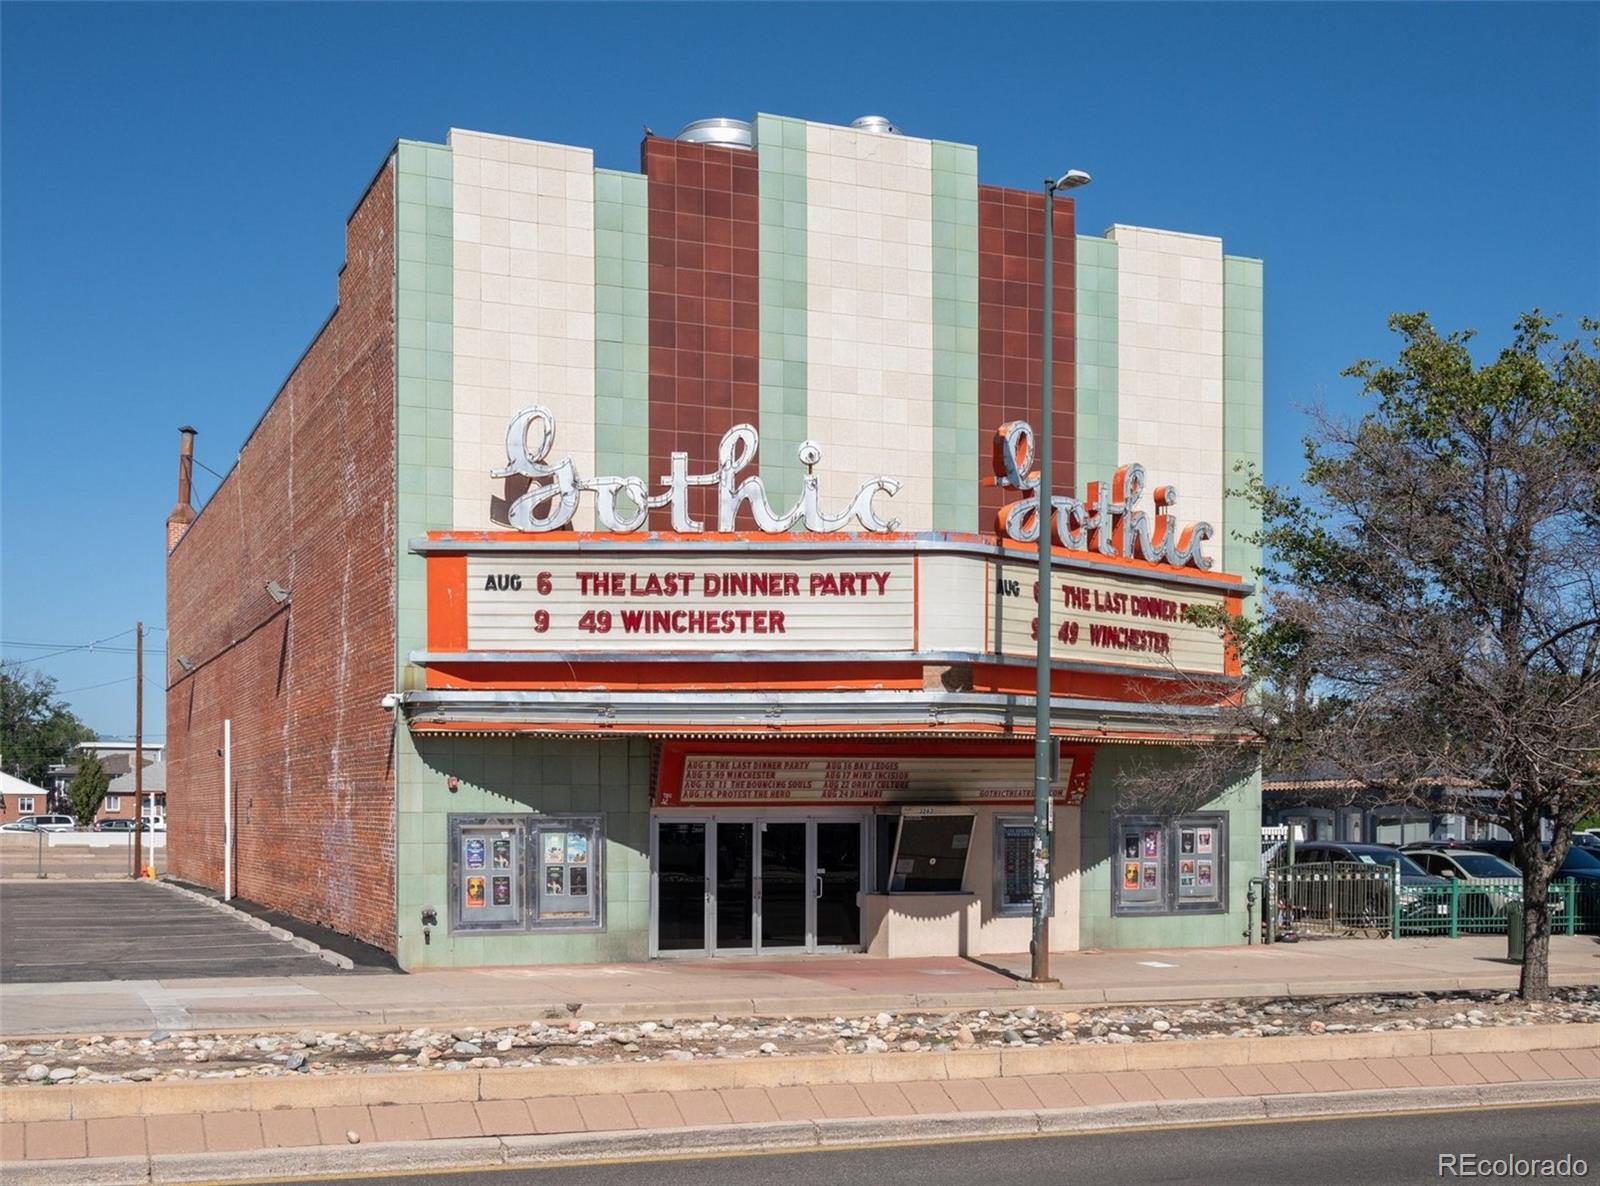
[133,622,143,880]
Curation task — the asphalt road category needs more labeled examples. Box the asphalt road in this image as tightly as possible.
[271,1104,1600,1186]
[0,881,342,982]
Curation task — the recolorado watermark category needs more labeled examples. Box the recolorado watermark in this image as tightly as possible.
[1440,1153,1589,1178]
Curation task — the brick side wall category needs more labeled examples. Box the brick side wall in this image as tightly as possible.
[977,186,1075,529]
[164,158,398,951]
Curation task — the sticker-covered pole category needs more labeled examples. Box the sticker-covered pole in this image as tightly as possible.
[1029,180,1058,985]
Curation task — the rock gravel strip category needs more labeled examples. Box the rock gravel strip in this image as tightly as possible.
[7,985,1598,1087]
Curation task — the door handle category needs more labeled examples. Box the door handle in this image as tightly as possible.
[815,869,826,899]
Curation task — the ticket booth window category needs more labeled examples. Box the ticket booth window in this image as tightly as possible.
[887,811,974,893]
[1111,813,1227,916]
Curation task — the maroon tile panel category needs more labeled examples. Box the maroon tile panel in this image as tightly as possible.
[643,137,761,530]
[977,185,1076,534]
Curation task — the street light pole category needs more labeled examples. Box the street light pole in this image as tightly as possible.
[1030,169,1090,985]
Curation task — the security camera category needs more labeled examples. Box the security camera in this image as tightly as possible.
[380,693,400,711]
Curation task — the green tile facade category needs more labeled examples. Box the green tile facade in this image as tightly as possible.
[397,737,654,968]
[1223,256,1265,581]
[755,114,809,509]
[394,139,459,967]
[394,139,454,692]
[1076,747,1261,949]
[593,169,650,486]
[1074,234,1120,484]
[930,141,980,532]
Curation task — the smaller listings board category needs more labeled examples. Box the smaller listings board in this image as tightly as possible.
[657,745,1095,807]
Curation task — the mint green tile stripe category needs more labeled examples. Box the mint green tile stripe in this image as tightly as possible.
[1074,235,1119,486]
[395,140,453,690]
[930,141,979,532]
[593,168,649,484]
[1223,255,1264,584]
[755,114,807,509]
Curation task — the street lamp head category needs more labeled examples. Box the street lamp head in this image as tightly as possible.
[1050,169,1092,192]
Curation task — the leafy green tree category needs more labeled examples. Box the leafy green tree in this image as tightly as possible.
[1154,312,1598,1000]
[0,662,95,787]
[66,751,109,828]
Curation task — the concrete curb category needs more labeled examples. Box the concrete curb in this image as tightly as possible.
[149,880,354,971]
[5,1080,1597,1185]
[4,1021,1597,1124]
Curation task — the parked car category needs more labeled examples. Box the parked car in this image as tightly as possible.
[0,814,75,833]
[1570,831,1600,852]
[1405,846,1532,923]
[93,818,138,832]
[1462,841,1600,932]
[1271,841,1450,934]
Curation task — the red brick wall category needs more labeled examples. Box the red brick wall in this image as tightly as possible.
[978,186,1076,530]
[165,158,397,951]
[643,137,761,530]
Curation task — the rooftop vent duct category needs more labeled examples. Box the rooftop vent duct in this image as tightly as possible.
[675,118,754,150]
[851,115,902,136]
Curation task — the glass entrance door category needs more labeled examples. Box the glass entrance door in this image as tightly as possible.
[714,822,755,952]
[814,820,863,949]
[655,821,707,954]
[653,815,864,957]
[758,822,808,950]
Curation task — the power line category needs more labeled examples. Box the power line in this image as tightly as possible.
[58,676,137,695]
[0,629,142,663]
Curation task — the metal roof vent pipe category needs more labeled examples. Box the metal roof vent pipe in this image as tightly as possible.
[851,115,903,135]
[675,118,754,150]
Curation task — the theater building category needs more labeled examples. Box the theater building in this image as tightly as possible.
[164,113,1264,969]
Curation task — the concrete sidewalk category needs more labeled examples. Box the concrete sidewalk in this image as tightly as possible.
[3,1023,1597,1184]
[2,934,1596,1038]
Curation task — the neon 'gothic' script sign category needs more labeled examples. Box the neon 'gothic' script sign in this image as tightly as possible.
[494,406,902,534]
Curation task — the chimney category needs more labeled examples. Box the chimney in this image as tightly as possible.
[166,425,198,553]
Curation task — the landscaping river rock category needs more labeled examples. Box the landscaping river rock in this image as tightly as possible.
[4,986,1597,1086]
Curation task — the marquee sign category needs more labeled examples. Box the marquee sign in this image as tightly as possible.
[431,543,1238,676]
[467,554,914,652]
[655,744,1097,807]
[986,559,1229,672]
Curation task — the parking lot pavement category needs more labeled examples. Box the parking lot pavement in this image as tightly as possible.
[0,881,343,983]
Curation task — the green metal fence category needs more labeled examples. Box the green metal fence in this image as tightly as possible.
[1264,863,1598,941]
[1395,876,1600,938]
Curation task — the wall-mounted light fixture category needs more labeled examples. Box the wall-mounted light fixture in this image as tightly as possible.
[264,580,291,604]
[176,655,196,672]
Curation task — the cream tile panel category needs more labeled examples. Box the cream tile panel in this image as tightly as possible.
[1106,224,1224,563]
[450,129,596,530]
[805,122,935,531]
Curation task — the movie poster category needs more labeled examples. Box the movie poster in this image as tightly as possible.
[566,833,589,865]
[1197,829,1214,855]
[1181,831,1195,854]
[1198,862,1214,887]
[1142,830,1159,858]
[491,876,511,906]
[542,832,564,865]
[465,876,486,908]
[1123,861,1140,890]
[570,867,588,896]
[492,838,512,869]
[1142,864,1158,888]
[1124,834,1140,859]
[545,866,565,895]
[464,838,485,870]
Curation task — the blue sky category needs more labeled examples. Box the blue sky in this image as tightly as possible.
[2,2,1596,740]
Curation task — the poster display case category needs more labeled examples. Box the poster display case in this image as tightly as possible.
[448,814,605,933]
[1111,813,1227,916]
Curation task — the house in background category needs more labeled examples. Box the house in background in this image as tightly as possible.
[46,741,164,813]
[0,771,54,824]
[99,760,166,825]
